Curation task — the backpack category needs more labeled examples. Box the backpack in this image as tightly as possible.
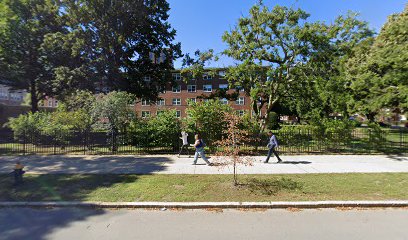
[197,139,206,148]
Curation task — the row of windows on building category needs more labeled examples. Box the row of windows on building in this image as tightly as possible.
[0,90,25,101]
[141,97,245,106]
[168,84,232,93]
[143,71,226,83]
[141,109,246,118]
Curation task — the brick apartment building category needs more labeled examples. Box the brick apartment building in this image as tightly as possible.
[134,69,252,118]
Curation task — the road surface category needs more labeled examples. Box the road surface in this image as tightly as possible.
[1,208,407,240]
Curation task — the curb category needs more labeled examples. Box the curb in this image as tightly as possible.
[0,201,408,209]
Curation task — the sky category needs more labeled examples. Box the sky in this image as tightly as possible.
[168,0,407,68]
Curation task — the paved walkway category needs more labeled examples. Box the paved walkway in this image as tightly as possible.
[0,154,407,174]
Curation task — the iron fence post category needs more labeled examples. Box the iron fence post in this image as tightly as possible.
[53,129,56,155]
[23,130,26,156]
[400,129,403,151]
[83,131,87,155]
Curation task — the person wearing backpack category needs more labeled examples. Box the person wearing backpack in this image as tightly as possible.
[191,134,212,166]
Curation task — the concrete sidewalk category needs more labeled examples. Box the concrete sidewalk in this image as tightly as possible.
[0,154,407,174]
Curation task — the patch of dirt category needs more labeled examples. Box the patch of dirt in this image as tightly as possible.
[205,208,223,213]
[286,207,303,212]
[237,208,267,212]
[169,208,186,212]
[173,185,185,190]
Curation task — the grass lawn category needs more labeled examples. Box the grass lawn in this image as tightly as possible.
[0,173,407,202]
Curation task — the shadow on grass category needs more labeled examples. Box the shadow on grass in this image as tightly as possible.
[242,177,303,196]
[0,174,139,201]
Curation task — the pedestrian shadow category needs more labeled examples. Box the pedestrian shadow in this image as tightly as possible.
[385,155,408,162]
[279,161,312,164]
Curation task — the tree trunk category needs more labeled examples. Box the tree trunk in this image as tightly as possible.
[30,80,39,112]
[366,112,376,122]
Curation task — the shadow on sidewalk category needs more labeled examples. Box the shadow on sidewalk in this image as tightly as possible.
[385,154,408,162]
[0,155,173,174]
[279,161,312,164]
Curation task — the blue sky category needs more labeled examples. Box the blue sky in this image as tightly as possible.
[168,0,407,68]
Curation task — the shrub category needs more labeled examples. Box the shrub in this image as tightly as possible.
[7,112,50,141]
[185,99,232,146]
[128,109,181,147]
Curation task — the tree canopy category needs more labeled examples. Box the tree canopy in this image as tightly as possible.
[346,5,408,118]
[221,3,372,130]
[0,0,181,112]
[0,0,66,112]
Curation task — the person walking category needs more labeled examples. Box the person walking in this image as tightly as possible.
[264,131,283,163]
[191,134,212,166]
[178,131,190,158]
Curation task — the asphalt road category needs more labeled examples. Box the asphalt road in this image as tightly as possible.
[1,208,407,240]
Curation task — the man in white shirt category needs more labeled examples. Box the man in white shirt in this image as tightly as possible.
[178,131,190,157]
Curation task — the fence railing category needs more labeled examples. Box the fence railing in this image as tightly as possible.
[0,127,407,155]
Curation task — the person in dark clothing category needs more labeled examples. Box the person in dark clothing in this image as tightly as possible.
[264,131,283,163]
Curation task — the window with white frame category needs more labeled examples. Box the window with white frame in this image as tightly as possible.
[157,99,165,106]
[219,84,228,90]
[172,85,181,93]
[220,98,228,105]
[203,73,212,80]
[141,111,151,118]
[187,85,196,92]
[143,76,151,82]
[203,85,212,92]
[172,73,182,81]
[141,99,150,106]
[172,98,181,105]
[235,97,245,105]
[48,100,53,107]
[176,110,181,118]
[236,110,245,116]
[218,71,226,78]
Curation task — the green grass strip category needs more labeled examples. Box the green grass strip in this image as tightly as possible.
[1,173,407,202]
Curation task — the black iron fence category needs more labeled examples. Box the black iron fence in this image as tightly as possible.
[0,127,407,155]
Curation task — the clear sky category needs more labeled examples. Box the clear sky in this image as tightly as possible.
[168,0,407,68]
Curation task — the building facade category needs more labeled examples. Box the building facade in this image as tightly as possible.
[134,69,252,118]
[0,84,27,106]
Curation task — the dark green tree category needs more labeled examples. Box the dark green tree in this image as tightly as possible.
[52,0,182,101]
[346,5,408,119]
[0,0,65,112]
